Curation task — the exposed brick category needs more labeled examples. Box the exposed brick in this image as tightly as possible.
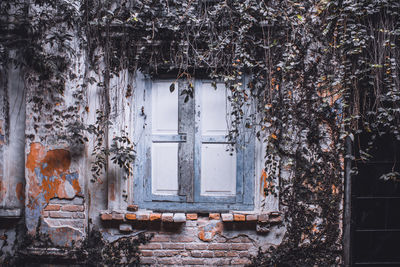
[221,213,233,222]
[151,235,170,242]
[150,213,161,221]
[61,205,84,212]
[127,204,138,211]
[226,251,239,257]
[126,213,136,220]
[185,243,208,250]
[173,213,186,222]
[186,213,198,220]
[139,243,162,250]
[140,250,153,257]
[214,251,228,257]
[100,213,112,221]
[140,257,156,264]
[201,250,214,258]
[43,211,49,217]
[208,243,230,250]
[269,212,282,224]
[239,251,251,257]
[246,214,258,221]
[171,235,195,242]
[233,214,246,221]
[49,211,72,218]
[44,204,61,211]
[72,212,85,219]
[258,213,269,223]
[119,224,132,232]
[112,213,124,221]
[231,258,252,265]
[211,258,232,265]
[162,213,174,222]
[153,250,180,257]
[181,258,205,265]
[180,251,190,257]
[157,258,178,265]
[209,213,220,220]
[191,250,214,258]
[137,212,150,221]
[162,243,185,250]
[231,243,252,250]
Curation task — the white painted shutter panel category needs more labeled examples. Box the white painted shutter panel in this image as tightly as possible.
[200,82,236,197]
[151,81,179,195]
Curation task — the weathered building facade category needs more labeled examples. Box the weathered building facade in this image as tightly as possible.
[6,0,400,266]
[0,62,288,265]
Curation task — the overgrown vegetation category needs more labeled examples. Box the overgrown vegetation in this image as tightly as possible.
[1,221,151,266]
[1,0,400,265]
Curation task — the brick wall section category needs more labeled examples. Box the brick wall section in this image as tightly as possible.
[101,211,282,266]
[42,197,85,230]
[138,219,256,266]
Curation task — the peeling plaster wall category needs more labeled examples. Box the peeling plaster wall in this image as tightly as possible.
[0,4,335,266]
[0,55,27,258]
[0,56,288,266]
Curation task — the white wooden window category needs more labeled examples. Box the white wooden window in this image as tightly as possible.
[133,76,254,212]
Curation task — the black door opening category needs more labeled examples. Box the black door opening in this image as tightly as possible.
[351,135,400,266]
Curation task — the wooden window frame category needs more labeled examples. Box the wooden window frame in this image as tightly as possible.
[133,75,255,212]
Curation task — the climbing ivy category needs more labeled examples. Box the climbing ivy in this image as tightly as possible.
[1,0,400,265]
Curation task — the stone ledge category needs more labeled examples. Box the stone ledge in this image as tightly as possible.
[0,208,22,220]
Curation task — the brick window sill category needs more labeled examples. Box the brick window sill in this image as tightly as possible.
[100,210,282,233]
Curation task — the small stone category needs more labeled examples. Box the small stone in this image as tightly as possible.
[256,223,270,233]
[209,213,221,220]
[269,212,282,224]
[126,213,137,220]
[162,213,174,222]
[173,213,186,223]
[119,224,132,232]
[186,213,198,220]
[246,214,258,221]
[44,204,61,211]
[221,213,233,222]
[258,213,269,223]
[233,214,245,221]
[137,212,150,221]
[150,213,161,221]
[101,213,112,221]
[112,213,124,221]
[127,204,138,211]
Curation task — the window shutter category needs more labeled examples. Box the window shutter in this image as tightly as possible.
[150,81,180,196]
[195,82,238,202]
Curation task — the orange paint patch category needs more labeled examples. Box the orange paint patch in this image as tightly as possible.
[260,169,268,194]
[0,181,5,203]
[16,182,24,203]
[26,143,81,208]
[110,183,115,201]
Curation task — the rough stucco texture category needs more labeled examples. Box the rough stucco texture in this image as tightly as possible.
[26,142,81,234]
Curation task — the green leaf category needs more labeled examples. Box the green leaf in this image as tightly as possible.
[169,83,175,92]
[211,81,217,90]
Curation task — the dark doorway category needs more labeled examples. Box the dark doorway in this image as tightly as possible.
[351,134,400,266]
